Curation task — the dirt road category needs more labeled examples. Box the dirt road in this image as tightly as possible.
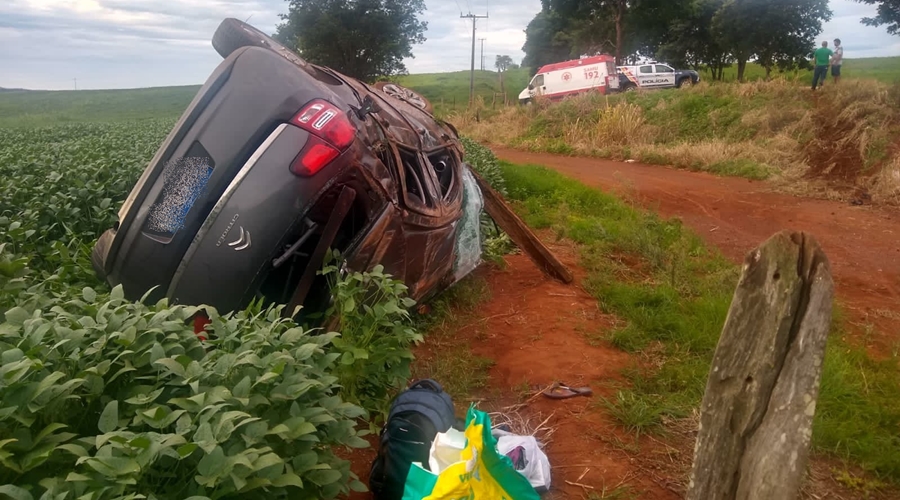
[493,147,900,351]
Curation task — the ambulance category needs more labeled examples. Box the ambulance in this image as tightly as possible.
[518,55,620,105]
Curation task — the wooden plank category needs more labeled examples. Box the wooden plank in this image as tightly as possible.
[469,168,574,284]
[686,231,833,500]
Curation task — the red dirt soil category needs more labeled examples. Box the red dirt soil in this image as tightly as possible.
[345,238,893,499]
[346,241,683,499]
[493,147,900,352]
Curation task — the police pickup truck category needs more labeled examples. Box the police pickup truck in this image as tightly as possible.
[618,62,700,91]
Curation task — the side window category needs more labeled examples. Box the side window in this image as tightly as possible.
[398,147,434,209]
[533,74,545,86]
[426,150,458,201]
[639,65,653,74]
[655,65,675,73]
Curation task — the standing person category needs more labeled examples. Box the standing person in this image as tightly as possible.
[832,38,844,84]
[811,41,833,90]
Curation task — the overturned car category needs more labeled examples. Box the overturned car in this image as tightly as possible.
[91,19,488,318]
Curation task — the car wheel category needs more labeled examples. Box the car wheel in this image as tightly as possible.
[624,84,638,93]
[373,81,434,114]
[678,78,694,89]
[212,18,308,69]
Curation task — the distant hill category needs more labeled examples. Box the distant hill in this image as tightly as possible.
[398,68,532,114]
[1,57,897,127]
[0,85,201,128]
[0,87,28,93]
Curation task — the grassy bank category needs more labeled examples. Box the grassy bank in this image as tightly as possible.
[458,79,900,204]
[498,160,900,484]
[699,57,900,84]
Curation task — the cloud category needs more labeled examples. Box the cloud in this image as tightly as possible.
[0,0,896,90]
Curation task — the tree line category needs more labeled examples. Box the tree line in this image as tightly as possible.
[521,0,898,81]
[260,0,899,83]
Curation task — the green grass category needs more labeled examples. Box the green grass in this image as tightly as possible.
[399,68,531,116]
[411,275,496,401]
[1,56,896,128]
[500,160,900,483]
[0,86,198,128]
[0,69,526,127]
[698,57,900,83]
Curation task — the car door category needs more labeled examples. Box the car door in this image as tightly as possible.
[637,65,655,87]
[529,74,546,96]
[654,65,677,87]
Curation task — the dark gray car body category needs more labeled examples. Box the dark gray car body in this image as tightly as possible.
[93,35,478,316]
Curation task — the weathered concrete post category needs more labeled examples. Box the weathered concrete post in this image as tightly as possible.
[686,231,834,500]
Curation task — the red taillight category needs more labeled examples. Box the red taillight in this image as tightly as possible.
[290,137,340,176]
[289,100,356,177]
[291,99,356,150]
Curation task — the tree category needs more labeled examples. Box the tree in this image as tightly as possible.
[522,8,576,75]
[522,0,694,71]
[713,0,831,81]
[276,0,427,82]
[495,55,515,72]
[855,0,900,34]
[657,0,730,77]
[554,0,629,64]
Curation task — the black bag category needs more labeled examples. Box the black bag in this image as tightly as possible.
[369,379,457,500]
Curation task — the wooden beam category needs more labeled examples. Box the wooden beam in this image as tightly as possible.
[469,168,573,284]
[686,231,834,500]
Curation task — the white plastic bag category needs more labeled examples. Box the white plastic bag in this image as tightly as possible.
[495,435,552,492]
[428,427,467,474]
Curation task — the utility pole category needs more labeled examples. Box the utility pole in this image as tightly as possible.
[461,12,488,106]
[74,78,77,91]
[479,38,486,71]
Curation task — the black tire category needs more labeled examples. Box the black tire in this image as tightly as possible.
[623,84,638,93]
[677,78,694,89]
[373,81,434,114]
[91,230,114,281]
[212,18,308,68]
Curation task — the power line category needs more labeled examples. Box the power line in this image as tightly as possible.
[461,12,489,106]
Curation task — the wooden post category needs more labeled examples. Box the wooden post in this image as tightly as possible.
[686,231,834,500]
[469,169,574,284]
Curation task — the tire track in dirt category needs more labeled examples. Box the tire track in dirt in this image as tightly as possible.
[493,147,900,353]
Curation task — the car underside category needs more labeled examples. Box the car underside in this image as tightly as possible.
[91,19,484,322]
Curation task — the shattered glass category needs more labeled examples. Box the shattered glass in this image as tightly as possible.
[145,157,214,237]
[452,166,485,282]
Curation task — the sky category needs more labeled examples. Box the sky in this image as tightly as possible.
[1,0,897,90]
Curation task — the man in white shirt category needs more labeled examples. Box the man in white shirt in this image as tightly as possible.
[831,38,844,84]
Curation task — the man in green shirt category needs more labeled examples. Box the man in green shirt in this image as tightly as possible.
[812,41,833,90]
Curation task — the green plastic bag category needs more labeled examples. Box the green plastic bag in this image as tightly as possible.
[402,406,541,500]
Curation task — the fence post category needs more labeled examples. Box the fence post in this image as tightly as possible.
[686,231,834,500]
